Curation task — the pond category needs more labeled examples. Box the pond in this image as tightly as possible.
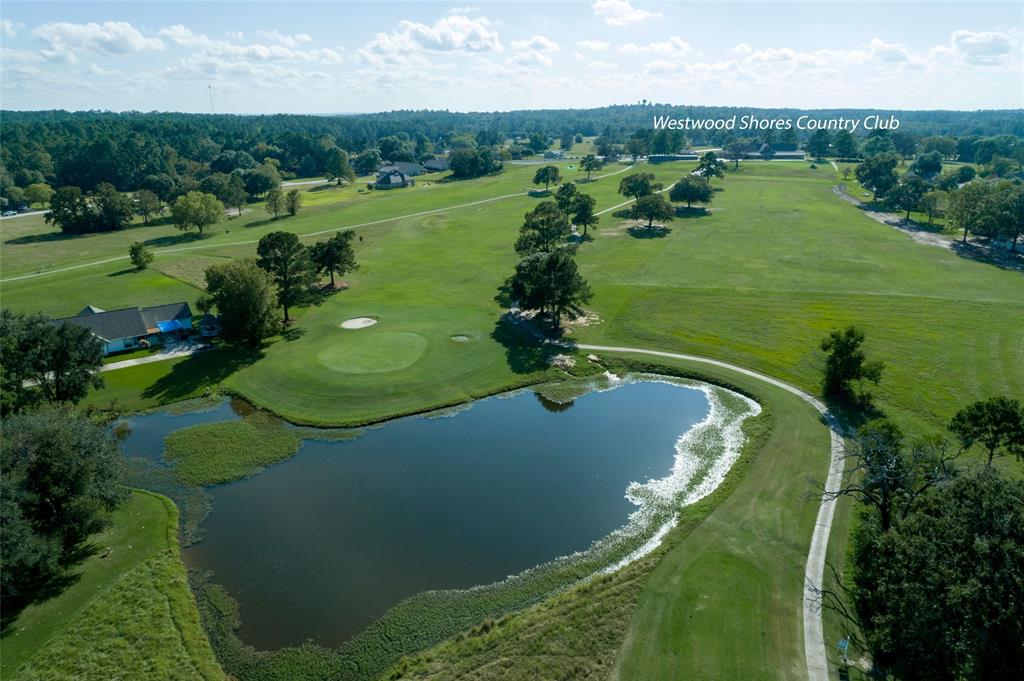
[122,381,712,650]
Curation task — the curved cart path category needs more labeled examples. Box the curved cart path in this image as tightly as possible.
[572,342,844,681]
[2,164,636,284]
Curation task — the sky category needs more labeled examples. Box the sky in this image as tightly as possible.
[1,1,1022,114]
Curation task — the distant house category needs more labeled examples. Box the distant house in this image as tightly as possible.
[648,153,700,163]
[543,150,565,159]
[379,161,425,177]
[374,168,416,190]
[56,302,194,355]
[422,156,450,172]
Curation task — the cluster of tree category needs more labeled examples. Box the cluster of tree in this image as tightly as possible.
[803,127,1024,171]
[855,151,1023,249]
[448,147,503,180]
[0,309,106,415]
[4,107,1017,208]
[0,310,125,606]
[200,230,358,343]
[615,157,720,230]
[264,188,303,219]
[44,183,134,234]
[1,408,128,606]
[828,396,1024,680]
[508,185,598,329]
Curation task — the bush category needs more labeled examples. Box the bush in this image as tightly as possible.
[130,241,154,270]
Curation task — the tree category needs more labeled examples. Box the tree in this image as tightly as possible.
[909,151,943,178]
[134,189,162,224]
[625,135,648,163]
[947,181,994,243]
[724,137,751,169]
[632,193,675,228]
[887,175,930,220]
[533,165,561,192]
[353,148,382,176]
[1,408,128,603]
[851,467,1024,681]
[256,231,316,322]
[129,241,153,270]
[323,147,354,185]
[170,191,223,234]
[695,152,726,180]
[515,201,572,255]
[449,148,501,179]
[992,181,1024,251]
[554,182,578,213]
[92,183,134,231]
[39,322,106,405]
[805,129,832,160]
[855,153,899,200]
[580,154,603,180]
[820,326,884,401]
[142,173,178,202]
[919,190,947,226]
[241,161,281,197]
[309,230,358,287]
[204,259,281,345]
[618,172,661,201]
[224,175,247,216]
[24,183,54,208]
[570,193,599,237]
[832,130,860,159]
[948,397,1024,465]
[285,188,302,216]
[265,188,283,218]
[669,175,713,207]
[0,310,103,415]
[862,134,897,157]
[509,248,591,329]
[45,186,94,233]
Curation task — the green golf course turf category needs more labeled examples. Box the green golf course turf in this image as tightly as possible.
[0,491,222,681]
[2,159,1021,679]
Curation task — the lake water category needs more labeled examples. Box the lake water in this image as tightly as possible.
[122,381,709,649]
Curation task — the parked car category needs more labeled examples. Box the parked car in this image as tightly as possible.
[2,210,17,217]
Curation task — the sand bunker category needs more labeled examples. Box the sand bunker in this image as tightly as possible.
[340,317,378,329]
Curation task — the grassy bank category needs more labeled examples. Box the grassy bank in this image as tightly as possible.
[1,491,222,681]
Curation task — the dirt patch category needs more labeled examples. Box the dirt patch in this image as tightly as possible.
[548,354,576,370]
[340,317,378,329]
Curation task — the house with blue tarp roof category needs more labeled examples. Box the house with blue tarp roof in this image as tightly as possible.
[55,302,193,355]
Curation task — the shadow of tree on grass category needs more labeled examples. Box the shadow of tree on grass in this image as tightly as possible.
[140,345,264,403]
[628,225,672,238]
[491,316,560,374]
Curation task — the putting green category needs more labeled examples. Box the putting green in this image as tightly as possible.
[316,331,429,374]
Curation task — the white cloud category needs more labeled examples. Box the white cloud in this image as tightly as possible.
[592,0,661,27]
[225,30,244,42]
[732,43,752,55]
[588,60,619,70]
[868,38,909,62]
[257,30,313,48]
[159,25,343,63]
[510,50,553,68]
[618,36,692,57]
[359,14,501,64]
[447,5,479,14]
[577,39,610,51]
[511,35,559,52]
[32,21,165,62]
[2,20,20,38]
[950,30,1014,65]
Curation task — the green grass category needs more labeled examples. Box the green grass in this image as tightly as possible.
[163,413,301,485]
[1,491,222,681]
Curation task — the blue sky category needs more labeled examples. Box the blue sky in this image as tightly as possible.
[1,1,1021,113]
